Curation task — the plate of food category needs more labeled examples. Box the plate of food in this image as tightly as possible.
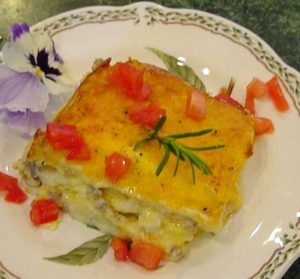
[0,2,299,279]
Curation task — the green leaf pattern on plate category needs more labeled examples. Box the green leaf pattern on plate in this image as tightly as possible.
[33,8,140,35]
[0,4,299,278]
[0,262,20,279]
[144,6,300,113]
[147,47,206,92]
[0,271,8,279]
[45,234,112,266]
[249,217,300,279]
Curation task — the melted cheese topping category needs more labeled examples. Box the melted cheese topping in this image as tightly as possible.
[27,60,254,232]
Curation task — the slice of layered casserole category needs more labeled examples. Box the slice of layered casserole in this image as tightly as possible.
[17,59,254,261]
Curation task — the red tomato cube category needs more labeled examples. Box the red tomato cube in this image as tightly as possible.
[214,93,244,110]
[46,123,84,150]
[129,241,164,270]
[108,62,151,101]
[254,116,274,136]
[128,102,166,128]
[266,76,289,112]
[186,89,206,121]
[245,78,269,115]
[0,172,27,204]
[30,199,60,226]
[105,152,131,183]
[67,144,91,161]
[111,238,129,261]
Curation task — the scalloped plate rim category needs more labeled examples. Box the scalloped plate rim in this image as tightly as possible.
[0,2,299,279]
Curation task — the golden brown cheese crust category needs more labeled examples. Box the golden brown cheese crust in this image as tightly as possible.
[28,59,254,232]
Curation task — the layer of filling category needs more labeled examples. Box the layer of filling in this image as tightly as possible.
[18,159,200,261]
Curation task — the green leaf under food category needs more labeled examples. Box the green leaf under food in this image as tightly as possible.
[45,234,112,266]
[147,47,206,92]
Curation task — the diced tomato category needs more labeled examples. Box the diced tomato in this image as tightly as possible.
[245,78,269,115]
[67,144,91,161]
[254,116,275,136]
[247,78,269,99]
[0,171,27,204]
[0,171,18,191]
[108,62,151,101]
[214,93,244,110]
[140,83,152,100]
[129,241,164,270]
[266,76,289,112]
[112,237,129,261]
[105,152,131,183]
[46,123,84,150]
[128,102,166,128]
[46,123,90,161]
[5,186,27,204]
[185,89,206,121]
[245,91,255,115]
[30,199,60,226]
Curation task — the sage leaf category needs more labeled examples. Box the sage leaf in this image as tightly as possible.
[147,47,206,92]
[45,234,112,266]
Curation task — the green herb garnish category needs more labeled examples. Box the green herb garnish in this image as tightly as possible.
[134,116,224,184]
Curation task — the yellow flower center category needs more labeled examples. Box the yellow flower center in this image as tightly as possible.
[35,67,43,78]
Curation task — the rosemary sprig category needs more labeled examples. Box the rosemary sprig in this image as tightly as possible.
[133,116,224,184]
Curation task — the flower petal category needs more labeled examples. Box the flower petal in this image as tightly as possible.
[43,49,75,94]
[2,32,55,73]
[42,71,74,95]
[34,32,55,55]
[2,109,46,136]
[2,31,74,94]
[10,23,30,41]
[44,92,72,120]
[2,33,35,73]
[0,65,49,112]
[36,48,61,76]
[53,47,63,64]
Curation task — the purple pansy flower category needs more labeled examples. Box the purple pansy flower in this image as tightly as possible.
[10,23,30,41]
[0,23,73,135]
[1,110,46,136]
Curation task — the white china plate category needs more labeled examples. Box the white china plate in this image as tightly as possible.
[0,2,299,279]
